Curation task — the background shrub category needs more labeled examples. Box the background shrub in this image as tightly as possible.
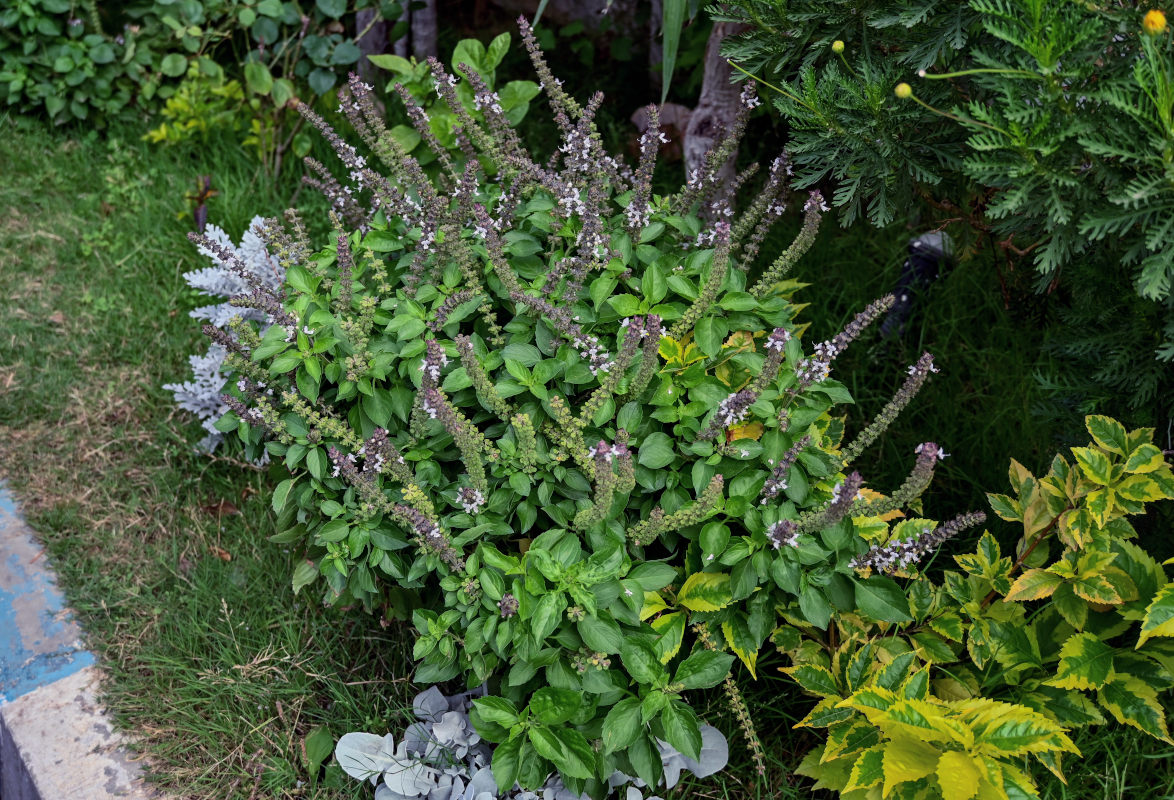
[0,0,404,128]
[715,0,1174,427]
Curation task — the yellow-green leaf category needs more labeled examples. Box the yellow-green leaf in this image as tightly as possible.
[881,698,973,747]
[1100,566,1138,604]
[1051,583,1088,631]
[677,572,732,612]
[1072,571,1124,605]
[1138,584,1174,648]
[722,620,758,678]
[796,695,855,728]
[639,591,669,620]
[881,734,940,796]
[1034,750,1066,784]
[909,631,957,664]
[1097,674,1173,744]
[794,745,852,790]
[936,751,982,800]
[843,744,884,792]
[998,761,1042,799]
[1117,474,1167,503]
[930,612,965,642]
[840,686,899,720]
[1073,446,1113,485]
[1005,569,1063,602]
[822,719,880,764]
[986,492,1021,522]
[1086,415,1128,456]
[783,664,840,697]
[1084,487,1115,527]
[651,611,686,663]
[1124,443,1165,474]
[1046,633,1115,690]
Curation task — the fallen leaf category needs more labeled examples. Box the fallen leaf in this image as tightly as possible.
[201,500,240,516]
[210,545,232,562]
[48,311,65,325]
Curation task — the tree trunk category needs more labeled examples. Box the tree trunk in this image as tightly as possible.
[648,0,663,97]
[683,21,748,202]
[355,8,388,84]
[410,0,439,60]
[392,1,409,57]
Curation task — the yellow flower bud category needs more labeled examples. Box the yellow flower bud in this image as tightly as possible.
[1143,9,1167,35]
[831,40,845,54]
[894,82,912,99]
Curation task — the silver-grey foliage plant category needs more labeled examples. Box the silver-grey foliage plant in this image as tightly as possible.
[165,216,284,452]
[336,688,728,800]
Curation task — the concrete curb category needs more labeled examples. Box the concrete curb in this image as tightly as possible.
[0,484,158,799]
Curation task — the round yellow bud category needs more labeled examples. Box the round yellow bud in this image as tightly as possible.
[1143,9,1167,35]
[831,40,845,54]
[894,82,913,99]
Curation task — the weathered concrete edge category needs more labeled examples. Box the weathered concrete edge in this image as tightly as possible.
[1,666,159,799]
[0,484,159,799]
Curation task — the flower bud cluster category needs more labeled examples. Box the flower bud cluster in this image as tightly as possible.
[766,519,800,549]
[850,511,986,573]
[760,434,811,503]
[842,352,939,466]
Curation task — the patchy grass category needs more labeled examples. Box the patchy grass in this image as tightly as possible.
[0,113,412,799]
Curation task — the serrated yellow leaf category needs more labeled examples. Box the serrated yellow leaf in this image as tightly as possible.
[880,699,974,748]
[822,719,880,764]
[1098,674,1173,744]
[1005,569,1063,602]
[1124,443,1165,474]
[651,611,685,663]
[677,571,732,612]
[1086,415,1128,455]
[639,591,668,621]
[930,612,965,643]
[722,620,759,679]
[783,663,839,696]
[881,734,940,796]
[998,762,1042,798]
[1073,446,1114,485]
[936,751,981,800]
[1138,584,1174,648]
[843,744,884,793]
[1117,474,1166,503]
[1008,458,1034,490]
[1046,632,1115,690]
[1084,487,1115,527]
[1072,572,1122,604]
[796,695,855,729]
[1034,750,1066,784]
[838,687,899,725]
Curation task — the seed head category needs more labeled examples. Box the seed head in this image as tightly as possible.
[831,40,845,54]
[894,82,912,99]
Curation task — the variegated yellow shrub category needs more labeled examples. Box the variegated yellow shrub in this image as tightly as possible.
[784,415,1174,799]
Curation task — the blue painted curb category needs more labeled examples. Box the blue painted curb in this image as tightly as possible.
[0,483,155,798]
[0,483,94,704]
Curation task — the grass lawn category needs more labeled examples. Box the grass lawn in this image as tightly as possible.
[0,113,408,798]
[2,109,1172,800]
